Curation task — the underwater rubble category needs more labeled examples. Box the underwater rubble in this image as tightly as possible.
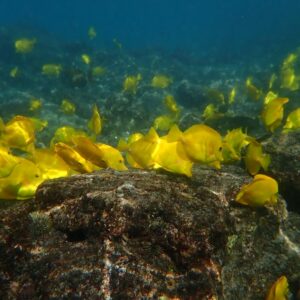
[0,166,299,299]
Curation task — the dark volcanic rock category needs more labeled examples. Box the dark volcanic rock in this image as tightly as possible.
[264,131,300,214]
[0,166,299,299]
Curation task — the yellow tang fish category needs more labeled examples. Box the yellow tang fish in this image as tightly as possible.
[81,54,91,65]
[96,143,128,171]
[92,66,106,77]
[61,99,76,114]
[283,108,300,132]
[50,126,87,148]
[113,38,122,49]
[244,140,270,175]
[0,158,43,200]
[261,97,289,132]
[31,148,71,180]
[280,67,299,91]
[118,133,144,168]
[88,26,97,40]
[0,146,20,178]
[151,75,172,89]
[42,64,62,77]
[228,87,237,105]
[54,142,95,173]
[1,115,35,151]
[154,127,193,177]
[10,66,20,78]
[72,136,107,168]
[264,91,278,105]
[163,95,180,115]
[88,104,102,136]
[123,74,142,94]
[222,128,250,163]
[236,174,278,207]
[180,124,223,169]
[266,276,289,300]
[128,127,160,169]
[268,73,277,90]
[15,38,36,54]
[29,99,42,112]
[202,103,224,121]
[245,77,262,101]
[153,115,175,131]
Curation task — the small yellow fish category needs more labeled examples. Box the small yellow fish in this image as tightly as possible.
[222,128,250,163]
[269,73,277,90]
[236,174,278,207]
[32,148,71,180]
[151,75,172,89]
[261,98,289,132]
[29,99,42,112]
[54,142,95,173]
[50,126,87,148]
[280,67,299,91]
[264,91,278,105]
[15,38,36,54]
[163,95,180,115]
[282,53,297,68]
[153,115,175,131]
[81,54,91,65]
[96,143,128,171]
[61,99,76,114]
[113,38,122,49]
[1,116,35,151]
[180,124,223,169]
[283,108,300,132]
[0,158,43,200]
[245,77,262,101]
[202,103,224,121]
[123,74,142,94]
[42,64,62,77]
[128,127,160,169]
[0,146,20,178]
[88,26,97,40]
[88,104,102,136]
[244,140,271,175]
[228,87,237,105]
[92,66,106,77]
[10,66,20,78]
[72,136,107,168]
[154,138,193,177]
[266,276,289,300]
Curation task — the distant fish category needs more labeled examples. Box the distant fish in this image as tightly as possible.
[81,54,91,65]
[153,115,175,131]
[60,99,76,114]
[163,95,180,115]
[123,74,142,94]
[42,64,62,77]
[245,77,262,101]
[14,38,36,54]
[88,104,102,136]
[261,97,289,132]
[151,75,172,89]
[88,26,97,40]
[29,99,42,112]
[92,66,106,77]
[283,108,300,132]
[9,66,20,78]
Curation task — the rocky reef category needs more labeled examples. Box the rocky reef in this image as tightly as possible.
[0,165,299,299]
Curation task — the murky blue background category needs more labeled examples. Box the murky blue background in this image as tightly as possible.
[1,0,300,56]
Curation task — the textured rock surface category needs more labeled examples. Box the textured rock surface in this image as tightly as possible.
[265,131,300,214]
[0,166,299,299]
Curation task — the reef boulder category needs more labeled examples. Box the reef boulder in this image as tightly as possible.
[0,166,299,299]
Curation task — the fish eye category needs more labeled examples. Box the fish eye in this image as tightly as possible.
[219,146,223,151]
[35,174,39,178]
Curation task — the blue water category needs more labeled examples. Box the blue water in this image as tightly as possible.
[1,0,300,55]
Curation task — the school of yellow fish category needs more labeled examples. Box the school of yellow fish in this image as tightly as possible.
[2,29,300,298]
